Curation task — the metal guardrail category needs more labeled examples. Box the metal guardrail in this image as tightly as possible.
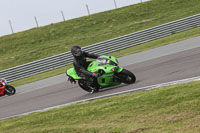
[1,14,200,82]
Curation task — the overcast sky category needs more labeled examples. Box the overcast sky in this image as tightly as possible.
[0,0,148,37]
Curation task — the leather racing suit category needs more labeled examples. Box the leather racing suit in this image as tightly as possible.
[73,51,99,78]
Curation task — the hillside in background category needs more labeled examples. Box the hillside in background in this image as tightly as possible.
[0,0,200,70]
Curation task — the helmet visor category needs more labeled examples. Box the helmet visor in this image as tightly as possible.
[74,48,82,56]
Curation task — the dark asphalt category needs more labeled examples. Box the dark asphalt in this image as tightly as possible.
[1,46,200,120]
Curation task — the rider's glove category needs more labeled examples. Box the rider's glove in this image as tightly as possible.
[92,73,100,78]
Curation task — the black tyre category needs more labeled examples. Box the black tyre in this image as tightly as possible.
[78,80,100,93]
[117,69,136,84]
[5,85,16,96]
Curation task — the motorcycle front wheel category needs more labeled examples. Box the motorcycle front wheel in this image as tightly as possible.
[117,69,136,84]
[5,85,16,96]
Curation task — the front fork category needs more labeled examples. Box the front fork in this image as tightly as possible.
[113,67,124,82]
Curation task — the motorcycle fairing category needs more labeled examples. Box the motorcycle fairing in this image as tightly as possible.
[0,82,6,96]
[0,88,5,96]
[66,55,125,88]
[87,57,123,87]
[97,73,121,87]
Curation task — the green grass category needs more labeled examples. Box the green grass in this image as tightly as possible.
[1,80,200,132]
[0,0,200,71]
[9,27,200,87]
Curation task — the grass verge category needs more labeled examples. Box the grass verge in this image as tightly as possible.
[1,80,200,132]
[0,0,200,70]
[10,27,200,87]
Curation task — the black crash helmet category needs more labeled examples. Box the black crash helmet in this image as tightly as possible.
[71,45,83,57]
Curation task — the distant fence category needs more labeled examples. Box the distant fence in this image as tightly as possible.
[6,0,148,35]
[1,14,200,82]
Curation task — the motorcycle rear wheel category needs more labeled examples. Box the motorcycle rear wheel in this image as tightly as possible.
[5,85,16,96]
[78,80,100,93]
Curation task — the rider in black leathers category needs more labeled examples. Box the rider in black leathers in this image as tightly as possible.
[71,45,100,81]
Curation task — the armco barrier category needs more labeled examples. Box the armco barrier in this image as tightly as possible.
[0,14,200,82]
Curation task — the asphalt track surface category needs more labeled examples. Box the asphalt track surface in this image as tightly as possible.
[0,37,200,120]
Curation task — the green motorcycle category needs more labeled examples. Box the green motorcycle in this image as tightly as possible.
[66,55,136,93]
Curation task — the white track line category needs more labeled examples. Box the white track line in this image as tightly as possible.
[1,76,200,121]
